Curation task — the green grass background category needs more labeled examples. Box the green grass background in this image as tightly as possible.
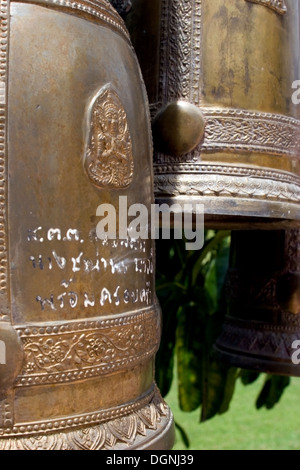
[166,373,300,450]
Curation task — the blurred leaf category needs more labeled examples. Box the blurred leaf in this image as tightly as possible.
[176,300,207,412]
[215,236,231,298]
[204,259,218,311]
[201,359,237,423]
[201,359,229,422]
[240,369,260,386]
[218,367,238,415]
[155,295,179,396]
[204,236,230,312]
[191,231,230,287]
[175,422,190,449]
[256,375,290,410]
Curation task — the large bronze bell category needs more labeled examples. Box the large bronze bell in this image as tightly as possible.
[0,0,174,450]
[126,0,300,228]
[215,229,300,376]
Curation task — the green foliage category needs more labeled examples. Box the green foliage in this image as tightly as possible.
[155,230,236,422]
[155,230,291,434]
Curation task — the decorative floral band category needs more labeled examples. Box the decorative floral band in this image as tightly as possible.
[15,307,160,386]
[154,107,300,160]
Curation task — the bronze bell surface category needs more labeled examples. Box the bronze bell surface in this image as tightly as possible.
[215,229,300,376]
[126,0,300,228]
[0,0,174,450]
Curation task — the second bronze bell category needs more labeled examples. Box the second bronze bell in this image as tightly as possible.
[215,230,300,376]
[126,0,300,228]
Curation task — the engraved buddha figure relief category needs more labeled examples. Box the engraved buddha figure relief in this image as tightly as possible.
[84,86,134,190]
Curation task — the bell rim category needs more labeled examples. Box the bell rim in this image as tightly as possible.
[13,0,130,42]
[0,387,175,450]
[154,195,300,230]
[214,343,300,378]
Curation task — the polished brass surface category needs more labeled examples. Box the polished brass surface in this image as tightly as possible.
[0,0,174,450]
[215,230,300,376]
[126,0,300,227]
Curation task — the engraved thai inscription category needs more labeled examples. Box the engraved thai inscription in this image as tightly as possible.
[27,226,153,317]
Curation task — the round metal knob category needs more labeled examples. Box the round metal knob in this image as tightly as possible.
[152,101,205,156]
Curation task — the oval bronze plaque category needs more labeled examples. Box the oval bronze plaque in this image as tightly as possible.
[84,85,134,190]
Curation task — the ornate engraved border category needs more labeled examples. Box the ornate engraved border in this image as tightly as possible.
[245,0,287,15]
[15,308,160,387]
[155,162,300,185]
[201,108,300,157]
[155,108,300,161]
[0,0,9,321]
[154,172,300,203]
[17,0,130,41]
[155,0,202,114]
[216,320,300,363]
[0,387,172,450]
[154,108,300,203]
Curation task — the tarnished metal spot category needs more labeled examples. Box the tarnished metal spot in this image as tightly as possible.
[84,85,134,190]
[245,0,287,16]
